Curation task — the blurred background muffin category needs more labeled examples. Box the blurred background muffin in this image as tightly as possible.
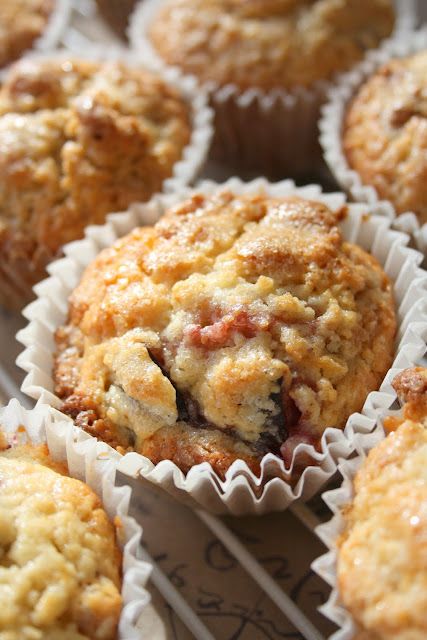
[0,56,191,311]
[131,0,397,177]
[147,0,396,91]
[53,190,396,480]
[0,0,55,68]
[343,49,427,225]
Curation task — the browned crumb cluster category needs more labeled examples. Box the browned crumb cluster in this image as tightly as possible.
[54,191,396,478]
[344,50,427,225]
[338,367,427,640]
[0,0,54,69]
[0,57,191,309]
[0,437,122,640]
[148,0,395,90]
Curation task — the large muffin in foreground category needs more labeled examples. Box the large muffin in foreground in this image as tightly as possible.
[337,367,427,640]
[54,191,396,479]
[147,0,395,91]
[0,0,54,69]
[0,437,122,639]
[0,56,191,310]
[343,50,427,225]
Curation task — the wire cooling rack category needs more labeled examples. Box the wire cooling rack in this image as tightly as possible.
[0,1,423,638]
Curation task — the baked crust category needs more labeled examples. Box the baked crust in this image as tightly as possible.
[0,0,54,69]
[0,438,122,640]
[0,57,191,307]
[54,191,396,478]
[344,51,427,225]
[148,0,394,90]
[338,367,427,640]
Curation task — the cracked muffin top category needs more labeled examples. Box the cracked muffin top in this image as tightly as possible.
[344,50,427,225]
[0,0,54,69]
[337,367,427,640]
[0,56,191,306]
[53,191,396,478]
[0,436,122,640]
[147,0,395,91]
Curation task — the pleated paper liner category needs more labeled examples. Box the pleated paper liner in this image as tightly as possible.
[0,47,213,311]
[312,331,427,639]
[16,178,427,515]
[319,27,427,257]
[128,0,417,178]
[0,399,156,639]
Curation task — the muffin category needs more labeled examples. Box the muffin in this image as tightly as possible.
[0,0,55,69]
[131,0,395,175]
[0,56,191,310]
[343,49,427,226]
[147,0,395,91]
[53,190,396,479]
[337,367,427,640]
[0,436,122,639]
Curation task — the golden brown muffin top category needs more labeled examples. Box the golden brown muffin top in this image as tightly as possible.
[54,191,396,477]
[0,0,54,69]
[338,367,427,640]
[0,56,190,267]
[0,435,122,640]
[148,0,395,91]
[344,50,427,225]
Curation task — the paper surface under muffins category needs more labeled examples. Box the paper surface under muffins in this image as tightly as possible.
[0,399,153,639]
[16,178,427,515]
[312,361,427,640]
[320,27,427,256]
[128,0,416,177]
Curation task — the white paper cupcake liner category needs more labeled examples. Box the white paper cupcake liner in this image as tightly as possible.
[320,27,427,257]
[312,337,427,639]
[128,0,416,177]
[0,398,153,639]
[16,178,427,515]
[35,0,72,52]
